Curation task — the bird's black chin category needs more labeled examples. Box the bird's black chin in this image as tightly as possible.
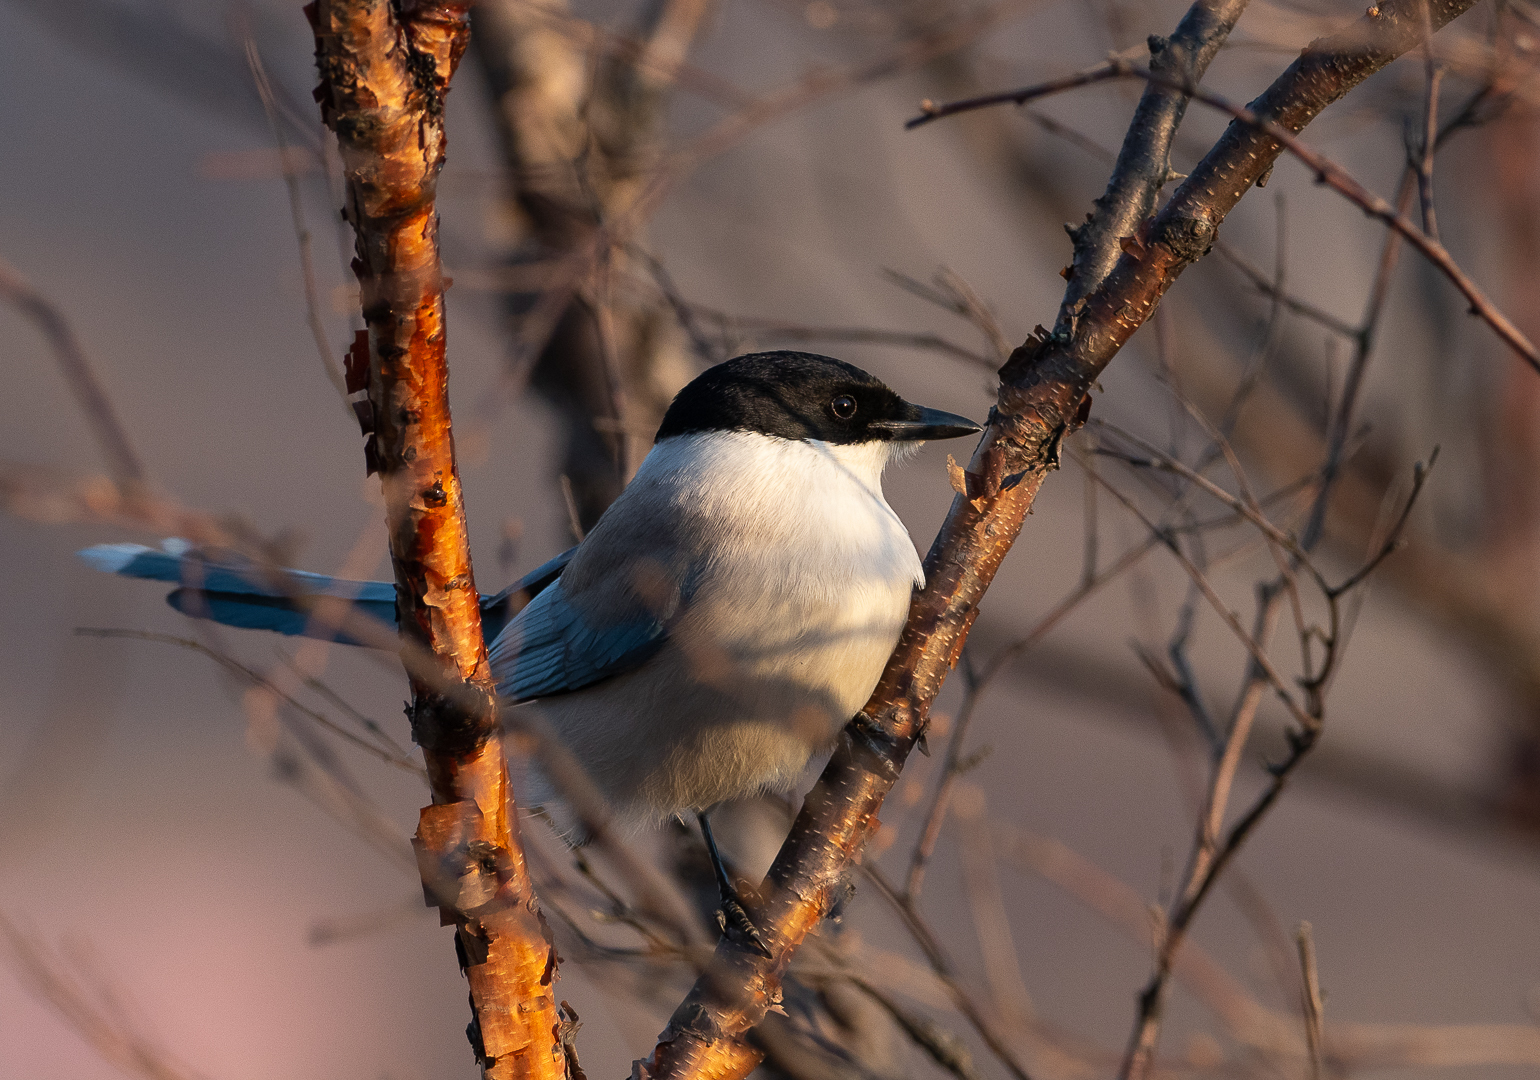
[868,404,982,442]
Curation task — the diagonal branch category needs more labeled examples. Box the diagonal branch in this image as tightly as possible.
[307,3,567,1077]
[639,2,1481,1077]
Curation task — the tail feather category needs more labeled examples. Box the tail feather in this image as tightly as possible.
[77,540,577,646]
[163,588,393,641]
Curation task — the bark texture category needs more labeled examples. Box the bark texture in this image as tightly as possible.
[640,2,1480,1076]
[308,4,566,1077]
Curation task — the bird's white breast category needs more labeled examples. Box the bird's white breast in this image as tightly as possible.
[667,433,922,705]
[649,431,924,611]
[517,431,924,821]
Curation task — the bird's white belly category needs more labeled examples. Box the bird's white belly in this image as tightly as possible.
[522,563,913,821]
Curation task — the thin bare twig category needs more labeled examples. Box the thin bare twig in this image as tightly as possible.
[954,787,1033,1027]
[1091,471,1315,731]
[297,668,416,763]
[845,978,981,1080]
[904,534,1160,898]
[908,55,1138,127]
[1214,240,1359,339]
[0,913,208,1080]
[859,865,1033,1080]
[75,628,421,876]
[1301,165,1418,554]
[647,282,993,370]
[239,28,348,404]
[1297,922,1326,1080]
[0,258,147,487]
[1415,0,1443,242]
[912,63,1540,372]
[1113,446,1435,1079]
[77,628,421,772]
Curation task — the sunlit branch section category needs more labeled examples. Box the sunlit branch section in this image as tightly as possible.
[307,3,567,1077]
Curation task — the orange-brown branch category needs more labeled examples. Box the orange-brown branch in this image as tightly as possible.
[640,2,1479,1076]
[308,3,566,1077]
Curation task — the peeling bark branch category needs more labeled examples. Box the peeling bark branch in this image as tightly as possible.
[639,2,1479,1077]
[307,3,566,1077]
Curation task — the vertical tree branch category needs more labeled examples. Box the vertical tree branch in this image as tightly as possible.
[307,4,566,1077]
[240,31,351,405]
[640,3,1479,1077]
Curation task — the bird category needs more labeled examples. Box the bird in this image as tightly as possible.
[79,350,981,948]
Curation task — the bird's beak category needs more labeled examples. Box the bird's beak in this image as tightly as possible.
[870,403,983,441]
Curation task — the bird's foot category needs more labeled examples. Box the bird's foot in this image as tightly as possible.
[698,809,773,958]
[714,886,772,958]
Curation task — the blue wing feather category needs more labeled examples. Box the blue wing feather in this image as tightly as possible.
[479,547,576,640]
[490,579,666,701]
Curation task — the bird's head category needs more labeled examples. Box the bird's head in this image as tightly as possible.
[655,351,981,453]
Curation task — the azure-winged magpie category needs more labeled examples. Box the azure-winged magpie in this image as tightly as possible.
[80,350,981,949]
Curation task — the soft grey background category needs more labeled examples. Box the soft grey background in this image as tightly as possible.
[2,1,1537,1078]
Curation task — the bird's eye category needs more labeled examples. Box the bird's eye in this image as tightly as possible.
[831,394,857,419]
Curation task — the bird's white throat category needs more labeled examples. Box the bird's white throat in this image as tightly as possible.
[636,431,923,589]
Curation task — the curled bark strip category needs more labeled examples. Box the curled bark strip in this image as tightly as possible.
[308,3,565,1077]
[640,2,1479,1076]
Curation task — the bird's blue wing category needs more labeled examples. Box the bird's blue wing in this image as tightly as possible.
[489,578,667,701]
[78,540,578,647]
[479,546,577,641]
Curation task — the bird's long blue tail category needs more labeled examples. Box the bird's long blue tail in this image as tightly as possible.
[78,540,574,645]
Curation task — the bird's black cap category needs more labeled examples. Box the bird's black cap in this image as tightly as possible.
[656,351,981,446]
